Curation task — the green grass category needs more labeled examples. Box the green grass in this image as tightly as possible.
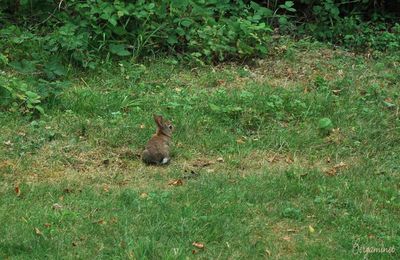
[1,41,399,259]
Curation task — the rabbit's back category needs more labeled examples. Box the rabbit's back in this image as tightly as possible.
[142,135,170,164]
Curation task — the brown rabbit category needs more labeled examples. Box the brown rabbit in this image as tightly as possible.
[142,115,174,165]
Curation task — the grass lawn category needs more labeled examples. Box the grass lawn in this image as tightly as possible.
[1,40,399,259]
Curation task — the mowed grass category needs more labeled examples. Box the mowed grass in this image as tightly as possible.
[1,41,399,259]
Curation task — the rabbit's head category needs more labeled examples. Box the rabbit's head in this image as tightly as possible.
[154,115,174,137]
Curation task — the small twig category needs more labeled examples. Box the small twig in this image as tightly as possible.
[58,0,64,10]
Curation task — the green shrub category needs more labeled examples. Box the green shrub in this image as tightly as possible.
[0,75,44,115]
[1,0,399,116]
[296,0,400,51]
[0,1,275,114]
[1,0,273,64]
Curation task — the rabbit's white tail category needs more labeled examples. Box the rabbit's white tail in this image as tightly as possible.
[161,158,170,164]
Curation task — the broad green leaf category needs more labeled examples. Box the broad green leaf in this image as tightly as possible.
[285,1,295,8]
[278,16,288,25]
[35,105,45,114]
[45,61,67,77]
[108,16,118,26]
[25,91,40,100]
[109,44,131,56]
[147,3,155,9]
[9,60,36,74]
[181,19,193,27]
[318,118,333,130]
[167,35,178,45]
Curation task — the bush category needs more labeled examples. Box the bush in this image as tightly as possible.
[1,1,273,64]
[0,74,44,115]
[0,0,399,115]
[0,0,274,114]
[293,0,400,50]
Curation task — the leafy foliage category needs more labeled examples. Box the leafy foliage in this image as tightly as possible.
[0,1,275,114]
[0,75,44,115]
[318,117,333,135]
[295,0,400,50]
[0,0,399,115]
[1,0,273,63]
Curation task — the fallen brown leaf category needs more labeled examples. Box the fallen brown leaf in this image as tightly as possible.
[385,97,393,103]
[285,155,294,164]
[118,179,129,186]
[282,236,291,241]
[192,242,205,249]
[332,89,342,95]
[168,179,183,186]
[287,68,293,78]
[103,185,110,192]
[217,79,225,85]
[52,203,63,210]
[236,138,245,144]
[3,140,12,146]
[44,223,51,228]
[34,227,43,236]
[324,161,348,176]
[334,161,347,169]
[15,186,20,196]
[325,167,337,176]
[96,219,106,225]
[216,157,224,163]
[309,225,315,233]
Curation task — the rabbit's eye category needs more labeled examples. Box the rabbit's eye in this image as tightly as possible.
[168,125,173,129]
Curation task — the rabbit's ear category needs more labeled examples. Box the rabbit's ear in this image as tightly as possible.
[153,114,163,127]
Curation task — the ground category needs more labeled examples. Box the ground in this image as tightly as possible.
[0,40,399,259]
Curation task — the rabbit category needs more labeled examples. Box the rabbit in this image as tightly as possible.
[142,115,174,165]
